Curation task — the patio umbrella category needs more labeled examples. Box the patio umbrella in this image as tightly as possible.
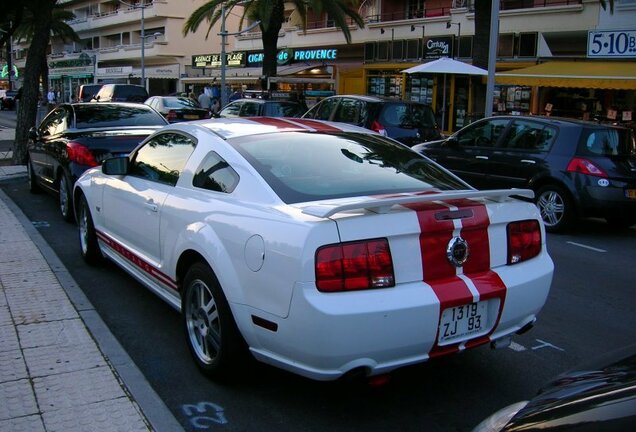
[402,57,487,130]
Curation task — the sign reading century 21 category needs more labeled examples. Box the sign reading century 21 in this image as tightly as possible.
[588,30,636,58]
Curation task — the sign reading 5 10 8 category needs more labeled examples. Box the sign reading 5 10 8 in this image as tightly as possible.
[588,30,636,58]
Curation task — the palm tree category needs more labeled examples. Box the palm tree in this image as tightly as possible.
[10,0,78,164]
[182,0,365,87]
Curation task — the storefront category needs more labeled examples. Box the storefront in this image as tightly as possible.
[96,64,179,96]
[363,35,480,134]
[49,54,96,103]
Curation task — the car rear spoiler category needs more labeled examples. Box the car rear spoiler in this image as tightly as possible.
[301,189,534,218]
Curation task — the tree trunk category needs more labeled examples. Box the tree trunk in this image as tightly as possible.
[472,0,492,119]
[13,0,56,165]
[260,0,285,90]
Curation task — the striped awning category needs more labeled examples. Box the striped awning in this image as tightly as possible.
[496,61,636,89]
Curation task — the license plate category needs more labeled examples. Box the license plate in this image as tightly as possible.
[184,114,199,119]
[439,301,489,344]
[626,189,636,199]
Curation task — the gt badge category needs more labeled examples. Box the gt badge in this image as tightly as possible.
[447,236,469,267]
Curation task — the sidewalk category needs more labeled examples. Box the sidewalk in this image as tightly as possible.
[0,127,183,431]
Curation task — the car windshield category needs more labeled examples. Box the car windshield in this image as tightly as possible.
[583,127,636,156]
[265,102,304,117]
[230,131,468,204]
[164,97,200,108]
[74,105,166,128]
[380,103,436,128]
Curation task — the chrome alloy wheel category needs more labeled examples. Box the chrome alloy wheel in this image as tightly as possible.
[537,189,565,228]
[185,278,221,365]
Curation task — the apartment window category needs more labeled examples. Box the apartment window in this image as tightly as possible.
[408,0,426,18]
[364,43,375,61]
[517,33,537,57]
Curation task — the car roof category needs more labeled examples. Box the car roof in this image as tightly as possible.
[480,114,631,130]
[168,117,375,140]
[323,94,433,106]
[228,98,300,105]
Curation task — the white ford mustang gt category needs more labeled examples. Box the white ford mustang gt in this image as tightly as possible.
[73,117,554,381]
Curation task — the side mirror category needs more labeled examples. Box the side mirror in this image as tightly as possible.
[28,127,39,141]
[102,156,129,175]
[444,136,459,148]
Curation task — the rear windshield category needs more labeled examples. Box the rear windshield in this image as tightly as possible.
[581,127,636,156]
[116,86,148,98]
[164,97,200,108]
[230,131,467,203]
[264,102,305,117]
[380,103,436,128]
[74,105,167,128]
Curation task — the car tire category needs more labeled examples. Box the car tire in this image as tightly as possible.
[58,173,75,223]
[182,262,249,380]
[27,157,41,194]
[77,194,102,265]
[535,185,574,233]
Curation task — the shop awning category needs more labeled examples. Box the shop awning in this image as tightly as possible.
[496,61,636,90]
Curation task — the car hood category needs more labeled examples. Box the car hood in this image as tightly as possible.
[504,345,636,430]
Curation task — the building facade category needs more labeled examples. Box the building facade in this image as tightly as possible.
[3,0,635,133]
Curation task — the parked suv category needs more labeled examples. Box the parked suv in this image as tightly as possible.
[93,84,149,103]
[77,84,103,102]
[413,115,636,232]
[302,95,441,146]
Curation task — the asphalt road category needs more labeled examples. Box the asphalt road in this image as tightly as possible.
[2,176,635,432]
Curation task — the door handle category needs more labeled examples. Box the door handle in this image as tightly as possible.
[520,159,536,164]
[144,202,158,212]
[475,155,489,160]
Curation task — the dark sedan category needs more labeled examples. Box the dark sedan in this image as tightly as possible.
[473,344,636,431]
[144,96,210,123]
[413,115,636,232]
[27,102,168,221]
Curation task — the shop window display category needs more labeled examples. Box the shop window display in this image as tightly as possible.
[367,72,402,98]
[406,76,433,104]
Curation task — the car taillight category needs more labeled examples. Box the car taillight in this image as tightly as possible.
[370,120,387,136]
[507,220,541,265]
[167,110,177,121]
[67,142,98,167]
[316,239,395,292]
[566,157,607,177]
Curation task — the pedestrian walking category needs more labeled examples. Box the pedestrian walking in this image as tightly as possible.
[47,88,57,111]
[197,88,211,112]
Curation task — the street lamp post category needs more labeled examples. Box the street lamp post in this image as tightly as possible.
[218,5,260,107]
[446,22,461,59]
[119,0,151,90]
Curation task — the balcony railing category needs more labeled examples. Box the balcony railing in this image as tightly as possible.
[303,7,451,30]
[499,0,582,10]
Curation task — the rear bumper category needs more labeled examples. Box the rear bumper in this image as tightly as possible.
[239,254,553,381]
[578,181,636,218]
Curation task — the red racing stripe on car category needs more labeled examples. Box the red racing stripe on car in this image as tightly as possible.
[406,199,507,358]
[247,117,307,131]
[96,230,178,291]
[289,118,344,132]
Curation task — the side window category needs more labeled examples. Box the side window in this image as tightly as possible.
[221,102,242,117]
[456,118,510,148]
[192,151,239,193]
[39,108,68,136]
[334,99,364,125]
[130,133,196,186]
[506,120,555,151]
[239,102,260,117]
[313,98,339,121]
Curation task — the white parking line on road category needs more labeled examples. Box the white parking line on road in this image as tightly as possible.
[566,241,607,253]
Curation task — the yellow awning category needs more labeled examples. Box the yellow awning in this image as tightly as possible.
[496,61,636,90]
